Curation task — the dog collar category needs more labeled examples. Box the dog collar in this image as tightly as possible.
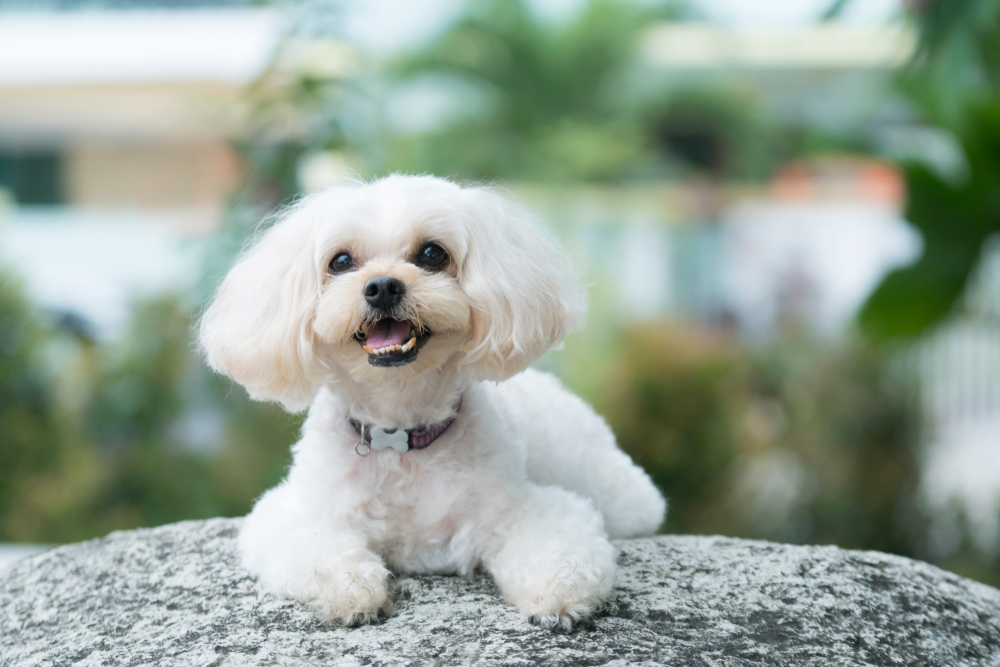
[349,396,462,456]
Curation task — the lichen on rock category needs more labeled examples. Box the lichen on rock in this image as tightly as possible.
[1,518,999,666]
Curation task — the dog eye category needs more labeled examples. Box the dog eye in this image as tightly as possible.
[416,243,449,270]
[329,252,354,274]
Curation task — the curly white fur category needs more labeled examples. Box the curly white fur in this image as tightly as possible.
[200,174,666,630]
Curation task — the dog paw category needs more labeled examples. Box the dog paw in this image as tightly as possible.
[509,557,611,632]
[528,612,580,632]
[343,605,392,628]
[306,564,393,626]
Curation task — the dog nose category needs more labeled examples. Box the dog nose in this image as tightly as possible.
[364,276,405,312]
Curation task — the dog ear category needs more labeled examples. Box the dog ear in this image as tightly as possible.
[199,200,324,412]
[459,187,586,381]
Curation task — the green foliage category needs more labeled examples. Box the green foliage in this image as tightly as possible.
[85,299,190,452]
[387,0,846,184]
[236,75,355,207]
[388,0,686,181]
[598,328,742,535]
[905,0,1000,125]
[0,288,300,543]
[934,508,1000,588]
[861,101,1000,337]
[862,0,1000,338]
[598,325,925,556]
[643,85,779,180]
[0,271,64,526]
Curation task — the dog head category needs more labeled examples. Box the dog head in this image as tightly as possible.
[199,175,586,411]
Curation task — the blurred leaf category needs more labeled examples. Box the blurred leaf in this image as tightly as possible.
[900,0,1000,126]
[820,0,853,22]
[863,0,1000,336]
[861,101,1000,338]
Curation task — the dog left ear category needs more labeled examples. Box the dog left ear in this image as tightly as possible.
[459,187,587,381]
[199,200,324,412]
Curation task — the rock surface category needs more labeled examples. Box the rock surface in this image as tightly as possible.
[1,519,999,666]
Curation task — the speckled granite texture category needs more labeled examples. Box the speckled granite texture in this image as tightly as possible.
[1,518,999,666]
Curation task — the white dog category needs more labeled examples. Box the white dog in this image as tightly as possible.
[199,174,666,631]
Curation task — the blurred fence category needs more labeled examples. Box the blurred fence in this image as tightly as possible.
[921,321,1000,432]
[916,243,1000,556]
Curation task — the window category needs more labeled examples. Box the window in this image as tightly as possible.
[0,152,64,205]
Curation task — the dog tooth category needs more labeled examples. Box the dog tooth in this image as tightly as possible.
[368,342,413,356]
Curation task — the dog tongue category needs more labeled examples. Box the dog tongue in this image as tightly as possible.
[367,319,412,349]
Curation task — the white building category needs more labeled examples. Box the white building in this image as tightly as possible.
[0,6,353,336]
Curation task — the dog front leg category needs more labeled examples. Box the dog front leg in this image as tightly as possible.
[484,484,616,631]
[238,483,392,625]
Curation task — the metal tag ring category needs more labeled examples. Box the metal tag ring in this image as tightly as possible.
[355,441,371,457]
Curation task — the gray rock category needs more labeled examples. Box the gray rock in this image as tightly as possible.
[1,518,999,667]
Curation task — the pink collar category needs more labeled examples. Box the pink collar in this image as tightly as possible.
[348,396,462,453]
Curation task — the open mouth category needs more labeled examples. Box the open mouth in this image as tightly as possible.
[355,318,430,367]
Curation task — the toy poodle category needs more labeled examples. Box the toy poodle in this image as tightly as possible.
[199,174,666,630]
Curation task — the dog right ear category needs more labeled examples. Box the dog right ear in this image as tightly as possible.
[199,199,324,412]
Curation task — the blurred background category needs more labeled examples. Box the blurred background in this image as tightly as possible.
[2,0,1000,587]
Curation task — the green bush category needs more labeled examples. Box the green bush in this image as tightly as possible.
[0,290,301,543]
[598,324,927,557]
[0,271,65,535]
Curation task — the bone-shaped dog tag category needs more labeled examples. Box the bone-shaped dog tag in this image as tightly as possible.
[370,428,409,453]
